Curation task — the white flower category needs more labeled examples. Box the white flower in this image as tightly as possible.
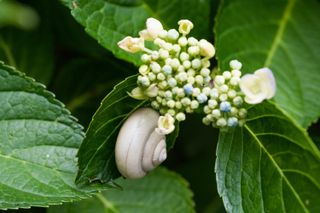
[140,18,163,40]
[156,113,175,135]
[239,68,276,104]
[178,19,194,35]
[198,39,215,58]
[118,36,144,53]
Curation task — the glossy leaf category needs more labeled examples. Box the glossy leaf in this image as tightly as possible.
[215,0,320,127]
[0,61,100,209]
[64,0,212,65]
[50,167,195,213]
[215,102,320,212]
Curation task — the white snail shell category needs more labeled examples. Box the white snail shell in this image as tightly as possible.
[115,108,167,179]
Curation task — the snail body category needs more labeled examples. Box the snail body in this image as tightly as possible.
[115,108,167,179]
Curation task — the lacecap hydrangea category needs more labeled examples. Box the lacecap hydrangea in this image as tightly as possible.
[118,18,276,134]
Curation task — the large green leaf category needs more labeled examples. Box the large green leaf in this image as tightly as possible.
[63,0,212,65]
[50,167,195,213]
[76,75,179,186]
[215,102,320,212]
[215,0,320,127]
[0,61,100,209]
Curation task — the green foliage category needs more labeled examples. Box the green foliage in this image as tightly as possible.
[216,102,320,212]
[64,0,212,65]
[49,168,195,213]
[0,62,102,209]
[0,0,319,212]
[215,0,320,127]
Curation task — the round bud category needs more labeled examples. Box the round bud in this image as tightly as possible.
[219,85,229,93]
[162,65,172,75]
[227,117,238,127]
[141,54,151,63]
[208,99,218,108]
[148,72,156,81]
[233,96,243,106]
[188,37,198,46]
[197,93,208,103]
[167,100,175,108]
[167,29,179,41]
[183,84,193,95]
[176,112,186,121]
[168,78,177,87]
[219,94,228,101]
[230,60,242,70]
[183,60,191,69]
[181,97,191,106]
[228,90,237,98]
[180,52,190,61]
[192,88,201,96]
[190,100,199,109]
[178,36,188,46]
[191,59,201,69]
[214,75,225,85]
[212,109,221,118]
[200,68,210,77]
[223,71,232,79]
[216,118,227,127]
[195,75,204,85]
[150,62,161,73]
[220,101,231,112]
[157,73,166,81]
[210,88,219,98]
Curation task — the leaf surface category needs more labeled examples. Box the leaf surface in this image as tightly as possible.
[215,0,320,127]
[0,62,99,209]
[50,168,195,213]
[64,0,212,65]
[215,102,320,212]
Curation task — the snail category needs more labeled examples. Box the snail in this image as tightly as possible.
[115,108,167,179]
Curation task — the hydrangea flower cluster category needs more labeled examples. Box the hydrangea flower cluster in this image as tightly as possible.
[118,18,215,125]
[118,17,276,134]
[202,60,247,129]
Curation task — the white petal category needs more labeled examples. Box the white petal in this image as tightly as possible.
[240,74,267,104]
[254,68,276,99]
[146,18,163,39]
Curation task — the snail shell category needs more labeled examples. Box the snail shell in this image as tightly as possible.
[115,108,167,179]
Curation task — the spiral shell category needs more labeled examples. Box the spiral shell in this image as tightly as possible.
[115,108,167,179]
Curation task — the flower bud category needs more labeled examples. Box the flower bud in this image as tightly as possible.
[198,39,215,58]
[230,60,242,70]
[118,36,144,53]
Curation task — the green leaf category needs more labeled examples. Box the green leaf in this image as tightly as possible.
[215,0,320,127]
[215,102,320,212]
[0,1,54,85]
[0,61,100,209]
[64,0,212,65]
[76,75,180,186]
[49,167,195,213]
